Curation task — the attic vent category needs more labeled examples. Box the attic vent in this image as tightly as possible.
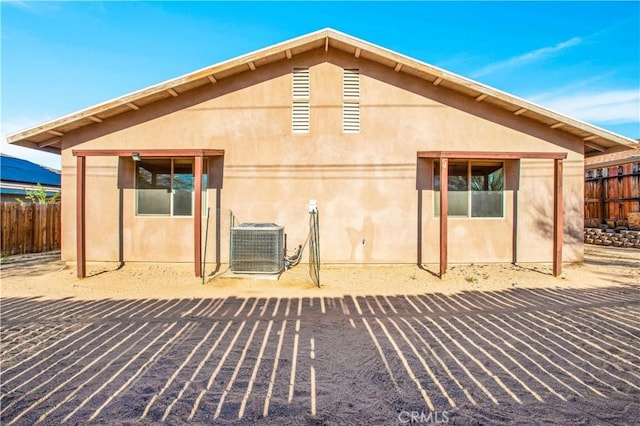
[343,69,360,99]
[343,68,360,133]
[342,103,360,133]
[293,68,310,98]
[230,223,284,274]
[292,102,310,133]
[292,68,310,133]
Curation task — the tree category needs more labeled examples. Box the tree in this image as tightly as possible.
[17,183,60,204]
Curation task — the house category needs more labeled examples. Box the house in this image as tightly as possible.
[7,29,637,279]
[0,153,61,203]
[584,143,640,229]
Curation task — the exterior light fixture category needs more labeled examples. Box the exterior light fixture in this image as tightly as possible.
[132,152,141,161]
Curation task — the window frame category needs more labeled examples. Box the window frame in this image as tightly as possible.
[135,158,208,217]
[434,160,505,219]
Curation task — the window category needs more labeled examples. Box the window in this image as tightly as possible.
[434,161,468,216]
[470,162,504,217]
[292,68,310,133]
[343,68,360,133]
[172,159,195,216]
[435,161,504,218]
[136,158,207,216]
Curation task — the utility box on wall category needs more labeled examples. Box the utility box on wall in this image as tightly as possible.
[230,223,284,274]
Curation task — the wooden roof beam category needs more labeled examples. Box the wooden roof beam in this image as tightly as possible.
[248,61,256,71]
[354,47,361,58]
[72,148,225,157]
[126,102,140,111]
[433,77,443,86]
[39,137,61,148]
[324,37,329,51]
[88,116,103,123]
[207,75,217,84]
[418,150,567,160]
[47,130,64,137]
[394,63,403,72]
[583,135,599,142]
[167,88,179,97]
[585,141,605,152]
[550,122,565,129]
[475,94,487,102]
[514,108,527,115]
[285,49,292,59]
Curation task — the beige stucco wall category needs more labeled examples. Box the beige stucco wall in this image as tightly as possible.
[60,48,584,265]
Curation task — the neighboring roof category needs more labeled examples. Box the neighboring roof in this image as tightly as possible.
[0,153,61,187]
[585,141,640,169]
[0,187,59,197]
[6,28,638,157]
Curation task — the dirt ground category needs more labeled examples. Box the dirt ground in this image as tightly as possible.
[1,246,639,425]
[0,245,638,301]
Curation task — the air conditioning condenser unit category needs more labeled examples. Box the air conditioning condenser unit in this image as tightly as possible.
[230,223,284,274]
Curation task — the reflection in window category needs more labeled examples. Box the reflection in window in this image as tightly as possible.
[435,161,504,218]
[136,158,207,216]
[173,159,193,216]
[471,162,504,217]
[434,161,468,216]
[136,159,171,215]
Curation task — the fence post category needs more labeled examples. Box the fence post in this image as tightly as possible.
[0,202,62,255]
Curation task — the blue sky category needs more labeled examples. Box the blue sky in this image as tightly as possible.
[2,1,639,169]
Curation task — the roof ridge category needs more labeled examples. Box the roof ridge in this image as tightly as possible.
[6,28,637,154]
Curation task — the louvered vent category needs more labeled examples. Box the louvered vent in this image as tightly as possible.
[343,69,360,99]
[293,68,310,98]
[292,68,310,133]
[343,103,360,133]
[343,69,360,133]
[292,102,310,133]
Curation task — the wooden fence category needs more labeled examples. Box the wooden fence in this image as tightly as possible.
[1,203,61,255]
[585,162,640,228]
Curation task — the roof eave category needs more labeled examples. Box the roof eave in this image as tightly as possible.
[7,28,637,155]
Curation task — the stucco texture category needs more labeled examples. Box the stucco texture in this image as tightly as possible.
[60,48,584,265]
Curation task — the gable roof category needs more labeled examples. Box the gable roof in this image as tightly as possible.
[0,153,61,187]
[6,28,637,157]
[585,141,640,169]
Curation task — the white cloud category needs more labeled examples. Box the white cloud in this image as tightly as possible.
[472,37,583,78]
[3,0,61,13]
[531,89,640,124]
[3,0,33,10]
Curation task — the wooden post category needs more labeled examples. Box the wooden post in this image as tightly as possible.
[417,190,422,266]
[440,158,448,279]
[77,155,86,278]
[553,159,563,277]
[598,175,605,226]
[194,155,203,277]
[118,188,124,266]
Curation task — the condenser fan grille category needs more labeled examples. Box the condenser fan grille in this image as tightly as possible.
[230,223,284,274]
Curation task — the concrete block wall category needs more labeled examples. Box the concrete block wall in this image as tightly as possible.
[584,228,640,249]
